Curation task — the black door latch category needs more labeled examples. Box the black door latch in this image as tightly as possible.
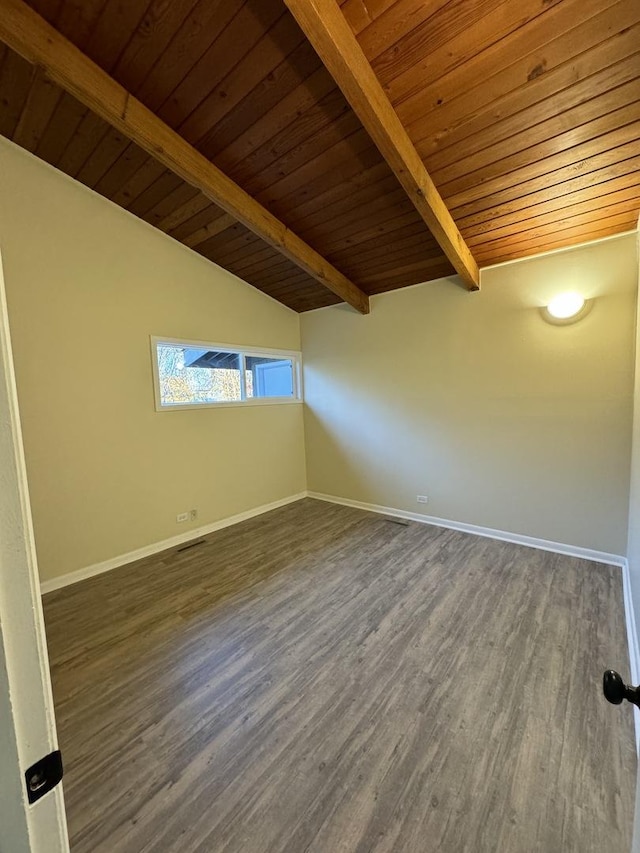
[25,750,63,804]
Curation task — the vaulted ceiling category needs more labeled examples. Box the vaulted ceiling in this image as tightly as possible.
[0,0,638,312]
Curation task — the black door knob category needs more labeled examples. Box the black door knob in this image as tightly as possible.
[603,670,640,709]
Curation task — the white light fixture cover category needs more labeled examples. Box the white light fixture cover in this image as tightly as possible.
[540,292,592,325]
[546,292,586,320]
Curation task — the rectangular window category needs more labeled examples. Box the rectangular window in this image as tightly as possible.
[151,337,301,410]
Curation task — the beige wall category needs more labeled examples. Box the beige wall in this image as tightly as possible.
[0,138,306,582]
[302,233,638,554]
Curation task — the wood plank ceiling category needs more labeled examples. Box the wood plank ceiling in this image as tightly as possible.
[0,0,638,312]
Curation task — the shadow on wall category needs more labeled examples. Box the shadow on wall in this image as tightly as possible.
[303,370,631,552]
[303,405,380,500]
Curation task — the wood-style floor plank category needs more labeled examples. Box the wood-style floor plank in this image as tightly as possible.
[42,499,636,852]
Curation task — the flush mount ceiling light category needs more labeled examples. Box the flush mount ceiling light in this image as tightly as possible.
[543,292,591,325]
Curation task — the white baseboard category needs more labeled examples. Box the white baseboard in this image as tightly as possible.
[621,559,640,753]
[307,491,626,566]
[43,488,627,593]
[40,492,307,594]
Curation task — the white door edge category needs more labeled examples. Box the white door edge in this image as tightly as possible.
[0,247,69,851]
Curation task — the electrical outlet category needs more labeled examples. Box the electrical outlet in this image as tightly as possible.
[176,512,189,523]
[189,509,198,521]
[416,495,429,504]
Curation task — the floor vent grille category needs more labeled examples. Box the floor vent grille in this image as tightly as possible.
[176,538,206,553]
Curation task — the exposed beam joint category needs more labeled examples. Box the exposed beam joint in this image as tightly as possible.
[284,0,479,291]
[0,0,370,314]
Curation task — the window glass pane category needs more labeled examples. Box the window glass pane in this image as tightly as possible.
[245,356,294,399]
[157,344,241,406]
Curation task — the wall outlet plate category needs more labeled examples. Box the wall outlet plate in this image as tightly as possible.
[176,512,189,523]
[189,509,198,521]
[416,495,429,504]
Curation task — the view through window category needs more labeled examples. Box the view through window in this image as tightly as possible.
[153,339,301,409]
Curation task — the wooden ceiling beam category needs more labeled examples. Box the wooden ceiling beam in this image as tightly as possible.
[0,0,370,314]
[284,0,480,291]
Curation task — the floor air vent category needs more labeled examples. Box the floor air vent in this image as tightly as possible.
[176,538,206,553]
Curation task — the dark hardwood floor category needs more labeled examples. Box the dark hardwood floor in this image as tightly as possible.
[42,498,637,852]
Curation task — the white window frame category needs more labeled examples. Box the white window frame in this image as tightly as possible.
[150,336,303,412]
